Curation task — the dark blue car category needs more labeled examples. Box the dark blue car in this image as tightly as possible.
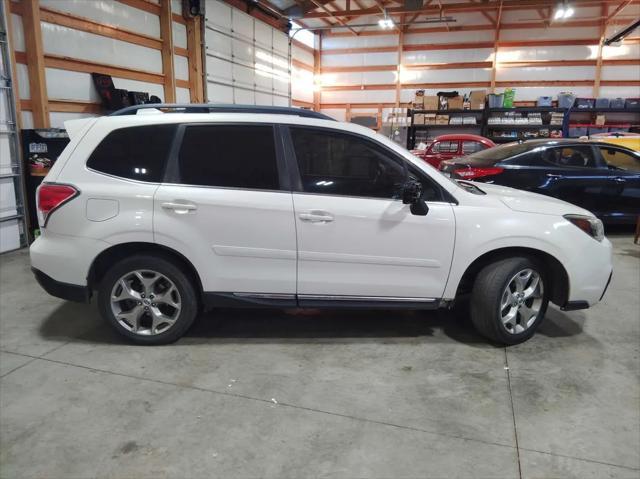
[439,139,640,225]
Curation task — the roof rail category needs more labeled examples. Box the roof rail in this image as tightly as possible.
[108,103,335,121]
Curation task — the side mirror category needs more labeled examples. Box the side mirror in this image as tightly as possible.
[402,179,429,216]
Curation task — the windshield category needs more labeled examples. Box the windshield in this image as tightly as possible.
[462,142,533,166]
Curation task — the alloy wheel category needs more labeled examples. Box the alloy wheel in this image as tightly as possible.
[110,269,182,336]
[499,268,544,334]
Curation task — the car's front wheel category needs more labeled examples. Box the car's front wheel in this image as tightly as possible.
[97,255,198,345]
[470,257,548,345]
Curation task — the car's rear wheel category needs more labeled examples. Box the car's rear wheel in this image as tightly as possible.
[97,255,198,345]
[470,257,548,345]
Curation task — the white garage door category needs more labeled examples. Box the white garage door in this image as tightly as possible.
[204,0,290,106]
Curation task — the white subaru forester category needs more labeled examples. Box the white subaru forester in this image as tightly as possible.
[30,104,613,345]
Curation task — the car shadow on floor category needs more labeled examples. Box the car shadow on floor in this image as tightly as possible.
[38,300,587,347]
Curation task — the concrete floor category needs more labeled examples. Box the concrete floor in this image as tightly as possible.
[0,235,638,479]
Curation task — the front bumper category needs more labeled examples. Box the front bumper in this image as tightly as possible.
[32,268,90,303]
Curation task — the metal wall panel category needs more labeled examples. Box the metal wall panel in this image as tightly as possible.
[204,0,291,106]
[40,22,163,73]
[39,0,161,37]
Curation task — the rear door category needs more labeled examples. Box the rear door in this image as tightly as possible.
[285,126,456,301]
[154,123,297,297]
[596,145,640,223]
[536,145,610,213]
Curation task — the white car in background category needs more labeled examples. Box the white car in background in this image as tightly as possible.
[30,104,613,345]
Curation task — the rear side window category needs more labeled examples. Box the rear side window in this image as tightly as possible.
[177,125,279,190]
[433,141,458,153]
[543,146,597,168]
[462,141,486,155]
[87,125,175,182]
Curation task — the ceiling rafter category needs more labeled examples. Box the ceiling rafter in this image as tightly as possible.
[309,0,359,34]
[300,1,627,20]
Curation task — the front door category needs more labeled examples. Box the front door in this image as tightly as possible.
[597,145,640,223]
[285,126,455,301]
[154,123,297,296]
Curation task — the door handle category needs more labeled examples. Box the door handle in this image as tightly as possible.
[546,174,561,180]
[613,177,626,184]
[161,201,197,214]
[299,211,334,223]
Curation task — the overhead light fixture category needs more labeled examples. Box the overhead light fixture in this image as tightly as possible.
[378,18,394,29]
[554,2,574,20]
[378,10,394,29]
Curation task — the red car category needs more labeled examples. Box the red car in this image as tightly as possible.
[412,134,495,168]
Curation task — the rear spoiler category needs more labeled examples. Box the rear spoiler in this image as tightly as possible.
[63,118,97,140]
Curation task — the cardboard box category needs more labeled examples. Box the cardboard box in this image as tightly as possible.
[423,96,439,110]
[413,90,425,109]
[595,114,606,126]
[424,113,437,124]
[413,113,426,125]
[447,96,464,110]
[436,114,450,125]
[469,90,486,109]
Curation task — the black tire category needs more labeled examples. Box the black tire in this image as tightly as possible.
[470,256,549,345]
[97,254,199,345]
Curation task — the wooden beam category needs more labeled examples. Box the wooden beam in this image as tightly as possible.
[116,0,161,15]
[403,41,496,51]
[292,99,315,108]
[594,3,607,96]
[3,0,22,129]
[490,0,503,92]
[159,0,176,102]
[22,0,49,127]
[45,100,103,114]
[186,15,205,102]
[292,39,316,56]
[292,58,315,72]
[310,0,358,35]
[606,0,634,23]
[314,33,322,111]
[395,24,403,107]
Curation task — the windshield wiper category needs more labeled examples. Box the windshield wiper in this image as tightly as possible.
[456,180,486,195]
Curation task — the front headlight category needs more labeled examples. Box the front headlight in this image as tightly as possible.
[564,214,605,242]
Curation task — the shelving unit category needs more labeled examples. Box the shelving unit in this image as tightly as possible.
[407,109,485,149]
[407,105,640,148]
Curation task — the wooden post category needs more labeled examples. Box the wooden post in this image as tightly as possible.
[395,19,404,107]
[593,4,607,97]
[21,0,49,127]
[489,0,503,93]
[313,33,322,112]
[159,0,176,102]
[186,15,204,102]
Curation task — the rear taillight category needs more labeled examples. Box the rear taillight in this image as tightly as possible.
[37,183,79,227]
[453,167,504,180]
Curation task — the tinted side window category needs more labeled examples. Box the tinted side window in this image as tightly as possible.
[433,141,458,153]
[462,141,486,155]
[543,146,596,168]
[600,147,640,172]
[290,127,406,199]
[178,125,279,189]
[87,125,175,182]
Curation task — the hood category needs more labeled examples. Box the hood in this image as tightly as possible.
[476,182,595,217]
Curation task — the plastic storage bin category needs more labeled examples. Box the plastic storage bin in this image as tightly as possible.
[558,93,575,109]
[569,125,588,137]
[537,96,552,107]
[609,126,630,133]
[610,98,625,108]
[588,127,607,135]
[595,98,610,108]
[488,94,504,108]
[574,98,595,109]
[625,98,640,109]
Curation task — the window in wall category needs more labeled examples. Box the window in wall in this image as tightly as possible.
[87,125,176,182]
[178,125,279,190]
[290,127,406,199]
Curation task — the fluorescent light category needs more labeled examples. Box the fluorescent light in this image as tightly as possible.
[378,18,394,29]
[564,6,574,18]
[554,7,565,20]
